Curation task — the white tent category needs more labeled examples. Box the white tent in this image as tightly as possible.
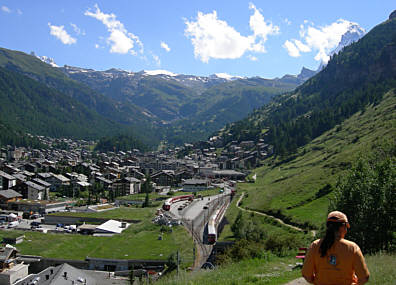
[95,220,129,234]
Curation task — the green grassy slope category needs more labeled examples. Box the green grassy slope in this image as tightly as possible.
[238,90,395,228]
[0,207,193,261]
[156,252,395,285]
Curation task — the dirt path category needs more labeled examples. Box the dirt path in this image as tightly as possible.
[236,192,304,232]
[284,277,310,285]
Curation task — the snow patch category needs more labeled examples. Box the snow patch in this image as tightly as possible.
[144,70,178,76]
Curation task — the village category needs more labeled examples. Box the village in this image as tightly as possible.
[0,135,273,284]
[0,135,273,213]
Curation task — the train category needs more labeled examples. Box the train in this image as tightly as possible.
[162,194,194,211]
[207,202,227,244]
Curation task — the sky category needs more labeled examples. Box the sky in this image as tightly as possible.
[0,1,394,78]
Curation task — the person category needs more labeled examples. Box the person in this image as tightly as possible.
[302,211,370,285]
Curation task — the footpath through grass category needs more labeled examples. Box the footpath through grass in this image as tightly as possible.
[1,207,194,262]
[239,91,396,229]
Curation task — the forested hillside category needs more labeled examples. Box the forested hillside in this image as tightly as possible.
[221,17,396,155]
[0,48,160,146]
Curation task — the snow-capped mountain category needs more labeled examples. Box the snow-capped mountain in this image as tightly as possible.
[30,52,58,67]
[331,23,365,56]
[318,23,365,71]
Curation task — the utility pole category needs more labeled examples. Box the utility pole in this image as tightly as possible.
[177,250,180,278]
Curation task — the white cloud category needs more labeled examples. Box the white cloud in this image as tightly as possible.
[85,4,143,55]
[283,40,300,57]
[71,23,85,36]
[184,3,279,63]
[161,41,171,52]
[152,54,160,66]
[247,55,258,61]
[48,23,77,45]
[294,39,311,52]
[284,19,359,63]
[1,6,11,13]
[249,3,279,43]
[17,9,22,15]
[284,18,292,26]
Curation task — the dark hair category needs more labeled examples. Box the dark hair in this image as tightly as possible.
[319,221,344,257]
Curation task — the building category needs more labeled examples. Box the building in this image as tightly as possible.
[112,177,141,197]
[182,179,210,192]
[0,190,23,204]
[151,170,175,187]
[0,171,16,191]
[0,245,29,285]
[15,262,128,285]
[25,181,48,200]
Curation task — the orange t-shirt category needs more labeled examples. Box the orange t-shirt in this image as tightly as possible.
[302,238,369,285]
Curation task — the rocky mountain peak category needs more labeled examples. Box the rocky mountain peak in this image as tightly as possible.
[390,10,396,20]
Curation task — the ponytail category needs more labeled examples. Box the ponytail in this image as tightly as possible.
[319,221,344,257]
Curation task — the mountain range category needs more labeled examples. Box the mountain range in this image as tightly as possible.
[0,47,310,147]
[219,13,395,156]
[0,19,372,148]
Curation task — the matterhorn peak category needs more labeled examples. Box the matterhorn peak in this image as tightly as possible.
[317,23,365,71]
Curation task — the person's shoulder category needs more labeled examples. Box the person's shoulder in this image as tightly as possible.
[340,239,360,250]
[310,239,321,248]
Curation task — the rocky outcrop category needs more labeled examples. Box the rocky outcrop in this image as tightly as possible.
[389,10,396,20]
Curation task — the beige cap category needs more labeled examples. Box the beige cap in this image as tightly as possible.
[327,211,350,228]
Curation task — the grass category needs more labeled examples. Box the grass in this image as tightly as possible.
[218,193,243,241]
[156,254,301,285]
[2,207,194,262]
[155,252,396,285]
[238,91,396,228]
[365,252,396,284]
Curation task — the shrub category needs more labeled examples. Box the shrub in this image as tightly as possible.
[330,142,395,253]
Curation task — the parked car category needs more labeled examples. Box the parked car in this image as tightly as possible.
[8,221,19,228]
[30,221,41,228]
[30,213,41,219]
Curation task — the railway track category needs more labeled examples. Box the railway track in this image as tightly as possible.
[181,195,231,270]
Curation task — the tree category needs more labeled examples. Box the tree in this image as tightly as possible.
[329,143,395,253]
[141,176,153,193]
[142,192,150,208]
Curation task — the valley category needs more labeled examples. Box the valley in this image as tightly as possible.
[0,7,395,285]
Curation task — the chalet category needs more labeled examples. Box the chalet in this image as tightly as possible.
[0,246,29,285]
[112,177,141,197]
[32,178,51,195]
[0,190,22,204]
[47,174,70,191]
[182,179,210,192]
[174,170,193,185]
[23,163,38,173]
[95,176,113,190]
[25,181,48,200]
[239,141,255,149]
[0,171,16,191]
[151,170,175,187]
[11,173,27,184]
[36,172,53,182]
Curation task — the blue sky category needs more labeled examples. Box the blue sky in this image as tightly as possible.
[0,1,394,78]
